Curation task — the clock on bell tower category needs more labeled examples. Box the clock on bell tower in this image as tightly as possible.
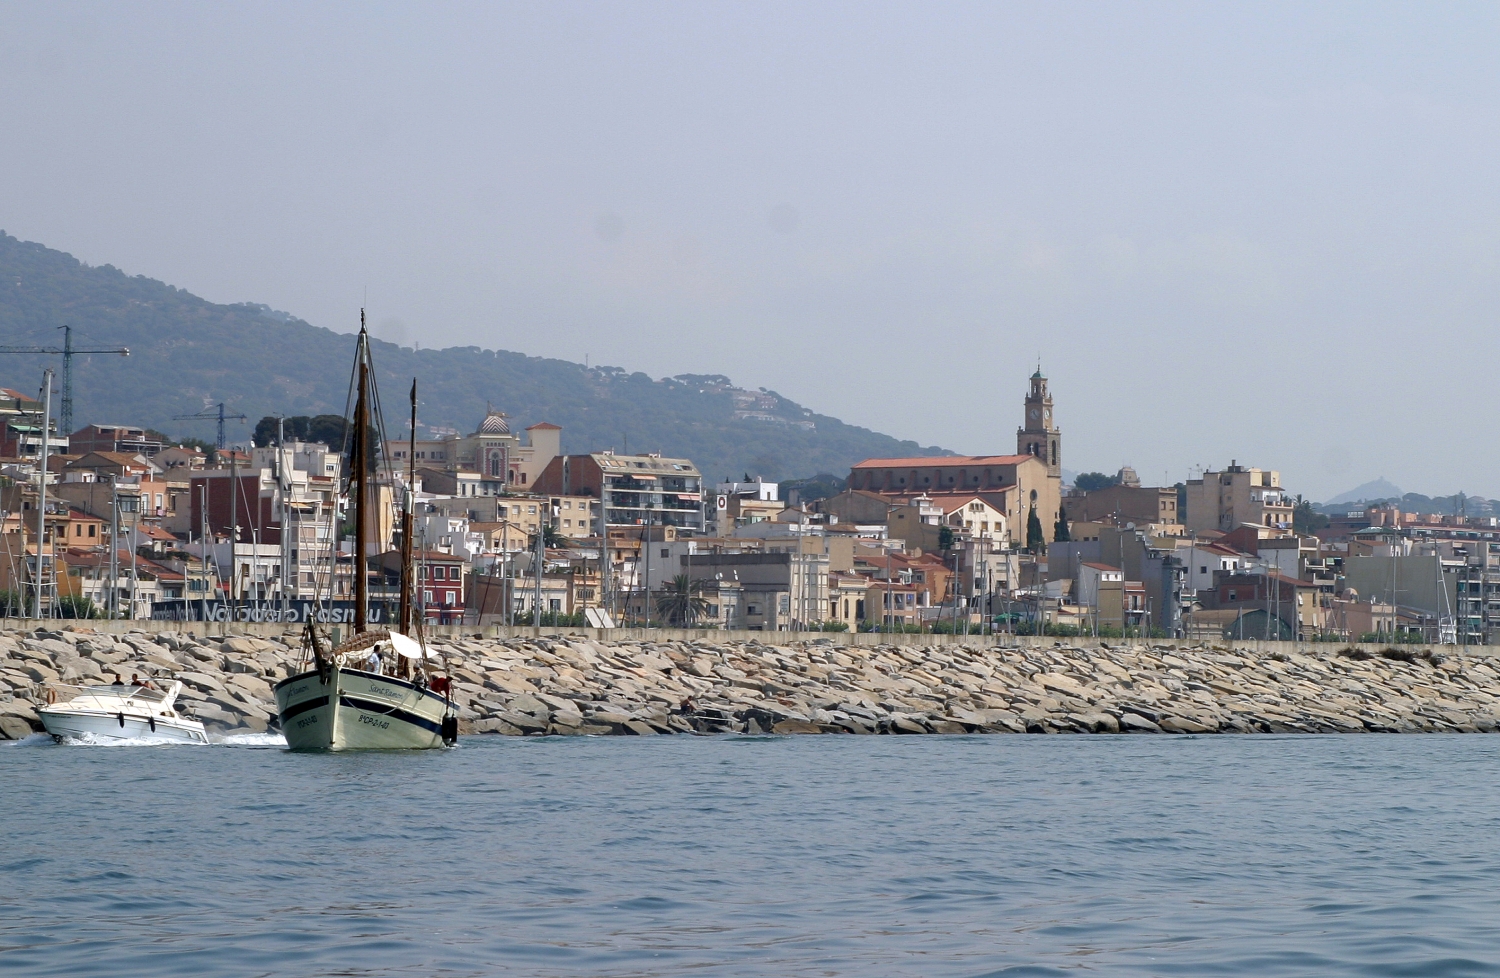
[1016,368,1062,478]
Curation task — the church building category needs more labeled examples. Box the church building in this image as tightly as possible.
[845,369,1064,546]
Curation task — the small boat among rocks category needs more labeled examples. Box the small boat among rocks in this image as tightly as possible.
[39,680,209,744]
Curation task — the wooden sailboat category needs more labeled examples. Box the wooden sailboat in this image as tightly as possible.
[273,316,457,750]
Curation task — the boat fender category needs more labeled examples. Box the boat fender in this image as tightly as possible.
[45,686,57,704]
[148,714,156,733]
[117,712,125,728]
[441,715,458,745]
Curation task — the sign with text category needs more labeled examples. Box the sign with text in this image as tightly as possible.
[150,600,399,624]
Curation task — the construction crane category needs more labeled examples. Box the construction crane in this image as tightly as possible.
[173,402,249,450]
[0,325,131,434]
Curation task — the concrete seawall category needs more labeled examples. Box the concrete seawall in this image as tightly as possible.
[3,620,1498,739]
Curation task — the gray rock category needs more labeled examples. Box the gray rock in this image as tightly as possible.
[499,711,547,733]
[0,715,35,739]
[19,662,58,684]
[1158,715,1216,734]
[507,694,549,717]
[1119,713,1162,733]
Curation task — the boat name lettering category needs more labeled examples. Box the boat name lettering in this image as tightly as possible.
[367,684,402,700]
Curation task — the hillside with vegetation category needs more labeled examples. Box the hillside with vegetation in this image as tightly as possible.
[0,232,949,483]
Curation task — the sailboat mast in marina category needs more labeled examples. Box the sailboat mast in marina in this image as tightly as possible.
[272,315,457,750]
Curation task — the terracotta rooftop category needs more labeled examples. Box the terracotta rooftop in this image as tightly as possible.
[851,454,1035,469]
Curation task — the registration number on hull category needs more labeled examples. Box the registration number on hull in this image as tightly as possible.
[356,713,390,730]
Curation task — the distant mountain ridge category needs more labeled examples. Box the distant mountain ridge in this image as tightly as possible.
[1325,478,1405,506]
[0,232,952,483]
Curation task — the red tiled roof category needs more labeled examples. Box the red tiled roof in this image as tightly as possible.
[851,455,1035,469]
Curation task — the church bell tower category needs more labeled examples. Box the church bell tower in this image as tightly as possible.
[1016,369,1061,478]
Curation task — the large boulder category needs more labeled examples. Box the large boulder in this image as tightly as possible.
[0,715,36,739]
[18,662,58,684]
[1119,713,1162,733]
[177,671,227,694]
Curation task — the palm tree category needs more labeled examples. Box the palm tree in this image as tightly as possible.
[654,574,710,626]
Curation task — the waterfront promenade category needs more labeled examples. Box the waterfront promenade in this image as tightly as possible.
[3,621,1499,738]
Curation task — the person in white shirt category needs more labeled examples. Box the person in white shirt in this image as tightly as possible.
[364,647,382,675]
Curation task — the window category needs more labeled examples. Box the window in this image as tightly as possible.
[89,525,96,537]
[423,589,433,603]
[661,548,669,558]
[746,604,759,615]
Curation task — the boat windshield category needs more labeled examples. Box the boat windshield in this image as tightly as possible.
[58,685,175,709]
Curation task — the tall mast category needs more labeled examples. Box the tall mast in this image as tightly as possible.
[352,316,370,633]
[399,379,416,633]
[33,369,53,619]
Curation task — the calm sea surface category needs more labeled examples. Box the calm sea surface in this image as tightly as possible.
[5,733,1500,977]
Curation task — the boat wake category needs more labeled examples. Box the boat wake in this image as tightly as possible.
[4,732,57,748]
[212,731,288,748]
[51,730,208,747]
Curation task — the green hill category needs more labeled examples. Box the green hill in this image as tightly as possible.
[0,232,948,483]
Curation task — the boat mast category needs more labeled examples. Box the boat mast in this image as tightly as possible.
[352,315,370,634]
[33,369,52,619]
[399,379,416,633]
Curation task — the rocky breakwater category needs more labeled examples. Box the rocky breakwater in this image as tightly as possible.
[3,625,1500,739]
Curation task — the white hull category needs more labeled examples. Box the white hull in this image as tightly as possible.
[40,707,208,744]
[275,667,452,751]
[39,682,209,744]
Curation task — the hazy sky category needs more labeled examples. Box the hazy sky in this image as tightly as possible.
[3,2,1497,500]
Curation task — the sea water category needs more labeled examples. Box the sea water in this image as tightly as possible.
[5,733,1500,977]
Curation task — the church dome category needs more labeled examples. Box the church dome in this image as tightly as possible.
[477,412,510,435]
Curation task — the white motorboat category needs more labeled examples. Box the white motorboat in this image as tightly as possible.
[39,681,209,744]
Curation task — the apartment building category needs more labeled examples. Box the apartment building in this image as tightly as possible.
[534,452,704,533]
[1184,462,1295,534]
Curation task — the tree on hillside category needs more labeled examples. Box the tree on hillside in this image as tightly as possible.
[253,414,348,448]
[1026,505,1046,554]
[1073,472,1119,492]
[147,429,211,452]
[1053,504,1071,542]
[779,473,846,504]
[938,525,955,550]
